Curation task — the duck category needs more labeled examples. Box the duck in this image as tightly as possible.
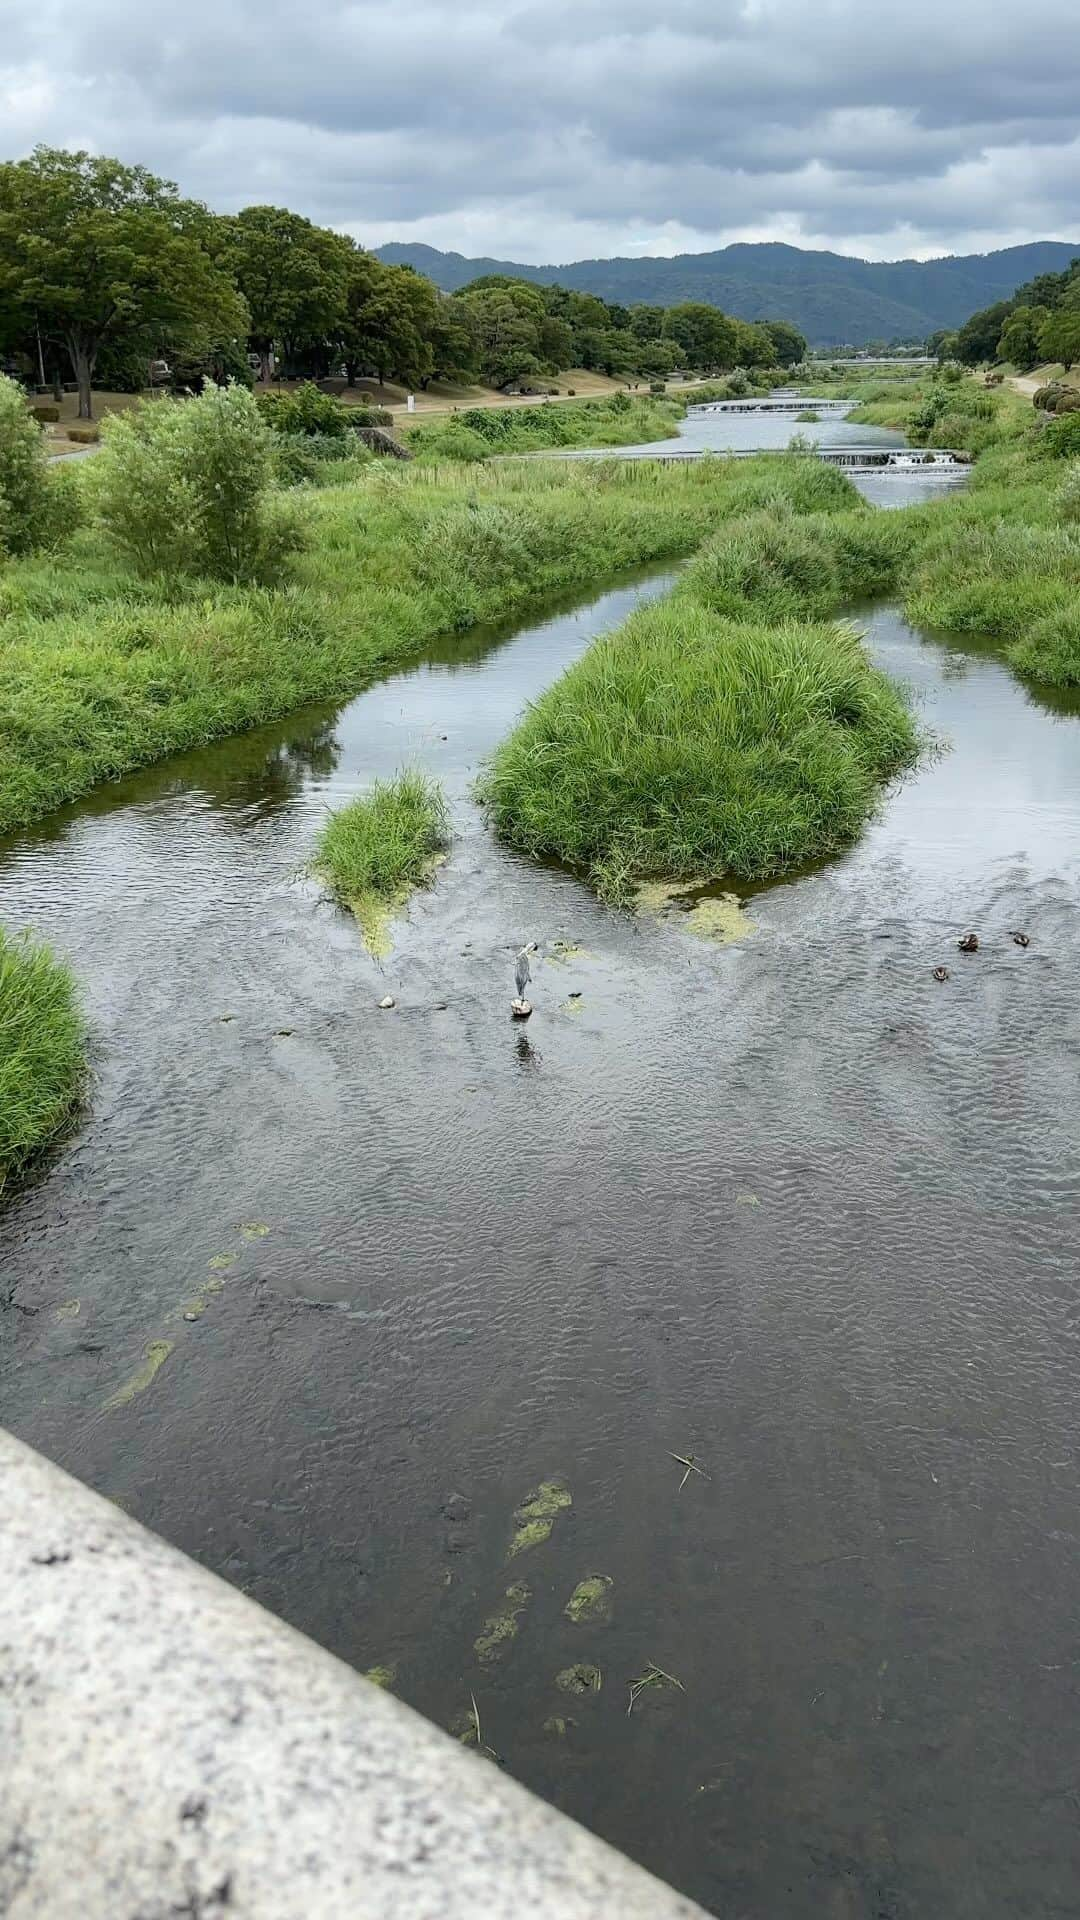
[932,966,951,983]
[1009,930,1031,948]
[957,933,979,954]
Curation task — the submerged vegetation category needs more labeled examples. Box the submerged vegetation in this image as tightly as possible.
[313,771,449,947]
[0,927,86,1191]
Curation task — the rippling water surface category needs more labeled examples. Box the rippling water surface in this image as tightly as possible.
[2,433,1079,1917]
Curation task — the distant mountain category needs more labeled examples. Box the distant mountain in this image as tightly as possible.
[375,240,1080,345]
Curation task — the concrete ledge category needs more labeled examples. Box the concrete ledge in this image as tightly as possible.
[0,1430,707,1919]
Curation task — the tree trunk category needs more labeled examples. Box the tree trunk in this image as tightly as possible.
[68,337,96,420]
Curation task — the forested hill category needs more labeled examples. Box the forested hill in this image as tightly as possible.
[375,240,1080,345]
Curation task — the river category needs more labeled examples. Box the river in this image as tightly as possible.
[3,413,1079,1917]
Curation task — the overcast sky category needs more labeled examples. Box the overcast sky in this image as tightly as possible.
[5,0,1080,262]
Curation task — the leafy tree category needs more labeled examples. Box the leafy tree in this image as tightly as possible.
[1039,304,1080,372]
[0,148,247,418]
[460,284,546,387]
[954,300,1014,366]
[733,319,779,368]
[761,319,807,366]
[662,303,738,369]
[629,304,667,342]
[230,206,350,381]
[997,305,1049,370]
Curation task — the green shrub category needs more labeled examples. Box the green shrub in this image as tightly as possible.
[0,926,86,1191]
[92,383,297,580]
[0,374,80,556]
[649,380,666,395]
[1042,411,1080,458]
[66,424,100,444]
[30,404,60,425]
[257,381,350,438]
[274,433,373,486]
[314,770,449,907]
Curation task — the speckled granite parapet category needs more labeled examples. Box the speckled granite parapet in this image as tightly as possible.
[0,1430,708,1919]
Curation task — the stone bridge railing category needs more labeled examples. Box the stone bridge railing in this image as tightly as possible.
[0,1430,708,1920]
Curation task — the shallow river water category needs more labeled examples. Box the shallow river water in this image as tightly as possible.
[3,425,1079,1917]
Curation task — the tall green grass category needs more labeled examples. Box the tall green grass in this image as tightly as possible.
[404,394,683,462]
[0,454,867,835]
[0,927,86,1191]
[315,771,449,907]
[481,599,917,899]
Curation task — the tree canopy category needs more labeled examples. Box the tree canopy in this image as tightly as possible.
[0,144,807,411]
[0,148,247,417]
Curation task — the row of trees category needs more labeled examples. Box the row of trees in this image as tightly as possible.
[935,257,1080,372]
[0,147,807,419]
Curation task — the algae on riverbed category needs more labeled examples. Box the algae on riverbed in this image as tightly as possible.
[474,1582,531,1663]
[102,1339,174,1411]
[509,1478,572,1557]
[556,1663,603,1695]
[565,1575,614,1624]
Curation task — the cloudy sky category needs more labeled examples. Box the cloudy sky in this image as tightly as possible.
[4,0,1080,262]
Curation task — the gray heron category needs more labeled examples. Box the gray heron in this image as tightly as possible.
[514,946,532,999]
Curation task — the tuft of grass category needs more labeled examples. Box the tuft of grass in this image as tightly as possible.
[0,927,87,1192]
[314,770,449,926]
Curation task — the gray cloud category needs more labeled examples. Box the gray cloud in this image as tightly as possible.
[4,0,1080,260]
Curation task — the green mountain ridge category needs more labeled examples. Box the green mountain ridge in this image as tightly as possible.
[374,240,1080,345]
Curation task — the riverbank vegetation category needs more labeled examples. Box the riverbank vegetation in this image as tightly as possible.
[1,441,851,835]
[0,928,86,1192]
[314,771,449,946]
[480,499,919,899]
[482,363,1080,894]
[404,391,683,461]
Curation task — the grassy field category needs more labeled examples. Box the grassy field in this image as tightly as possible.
[0,928,87,1192]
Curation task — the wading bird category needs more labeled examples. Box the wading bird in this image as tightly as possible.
[512,943,536,1018]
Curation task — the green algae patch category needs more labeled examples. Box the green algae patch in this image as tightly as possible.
[103,1339,174,1411]
[735,1190,761,1208]
[54,1298,81,1320]
[208,1252,237,1272]
[508,1479,572,1559]
[565,1575,614,1625]
[240,1221,270,1240]
[685,891,756,945]
[364,1663,398,1691]
[545,939,592,966]
[543,1715,572,1738]
[559,997,585,1016]
[474,1582,531,1664]
[556,1663,603,1695]
[634,878,755,945]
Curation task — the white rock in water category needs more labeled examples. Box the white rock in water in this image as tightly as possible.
[378,995,396,1010]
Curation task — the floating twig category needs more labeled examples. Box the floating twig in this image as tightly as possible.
[668,1450,709,1491]
[628,1661,685,1716]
